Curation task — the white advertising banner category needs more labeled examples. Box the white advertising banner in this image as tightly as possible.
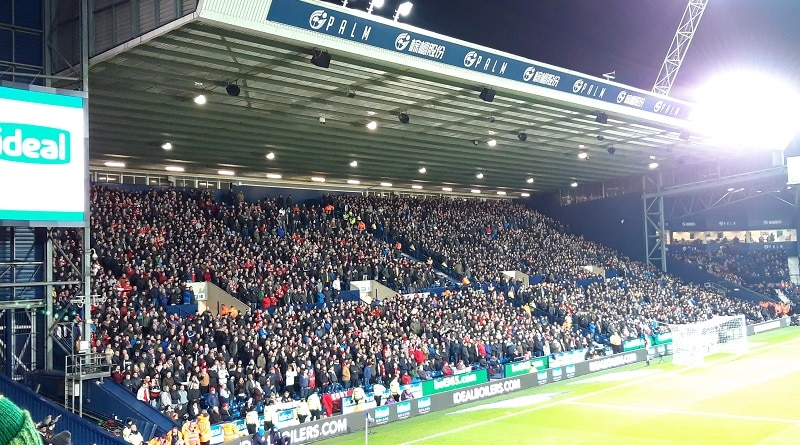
[0,85,87,225]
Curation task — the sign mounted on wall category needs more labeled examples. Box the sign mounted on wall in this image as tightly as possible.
[0,85,87,226]
[265,0,692,121]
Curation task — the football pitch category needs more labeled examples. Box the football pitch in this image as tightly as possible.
[319,327,800,445]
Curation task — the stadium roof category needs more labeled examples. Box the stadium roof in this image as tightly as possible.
[86,0,742,196]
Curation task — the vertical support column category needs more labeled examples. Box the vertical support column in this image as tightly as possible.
[81,0,93,342]
[5,310,12,377]
[81,0,89,92]
[82,226,92,341]
[29,310,36,372]
[643,173,668,273]
[43,0,52,87]
[45,232,54,370]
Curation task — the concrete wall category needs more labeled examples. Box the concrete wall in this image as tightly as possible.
[187,281,249,315]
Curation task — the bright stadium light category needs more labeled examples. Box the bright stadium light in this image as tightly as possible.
[691,70,800,151]
[380,182,393,187]
[193,94,207,105]
[442,187,453,192]
[394,1,413,21]
[104,161,126,168]
[366,120,378,130]
[412,185,423,189]
[367,0,385,14]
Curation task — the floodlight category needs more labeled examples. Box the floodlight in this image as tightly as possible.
[194,94,207,105]
[393,2,413,21]
[442,187,453,192]
[649,162,659,169]
[487,139,497,147]
[418,167,427,173]
[526,178,534,184]
[161,142,173,150]
[692,70,800,150]
[380,182,393,187]
[104,161,126,168]
[398,113,410,124]
[578,152,588,159]
[476,173,484,179]
[366,121,378,130]
[412,185,423,189]
[520,193,530,197]
[368,0,385,13]
[218,170,235,176]
[595,112,608,124]
[266,152,275,160]
[350,160,358,167]
[570,181,578,187]
[165,166,185,172]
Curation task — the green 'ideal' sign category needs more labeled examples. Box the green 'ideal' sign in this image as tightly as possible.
[421,370,488,395]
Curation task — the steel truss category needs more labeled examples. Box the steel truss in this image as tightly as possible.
[653,0,709,96]
[643,166,791,272]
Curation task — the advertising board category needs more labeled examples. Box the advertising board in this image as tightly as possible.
[421,370,487,396]
[504,356,549,377]
[0,85,87,226]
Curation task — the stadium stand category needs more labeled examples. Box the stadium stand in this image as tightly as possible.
[42,185,786,444]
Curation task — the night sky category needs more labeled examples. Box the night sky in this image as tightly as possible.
[321,0,800,101]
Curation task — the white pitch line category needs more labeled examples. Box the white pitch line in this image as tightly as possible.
[567,401,800,425]
[398,336,800,445]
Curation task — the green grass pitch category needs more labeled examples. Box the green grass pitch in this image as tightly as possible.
[319,328,800,445]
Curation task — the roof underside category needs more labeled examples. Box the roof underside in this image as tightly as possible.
[87,20,740,195]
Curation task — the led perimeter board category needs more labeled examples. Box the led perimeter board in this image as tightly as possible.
[0,84,88,227]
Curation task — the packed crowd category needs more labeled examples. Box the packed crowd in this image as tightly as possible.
[330,195,628,285]
[47,186,787,443]
[670,246,790,294]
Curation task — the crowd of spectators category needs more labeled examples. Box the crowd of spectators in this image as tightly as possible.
[46,185,789,443]
[670,245,790,294]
